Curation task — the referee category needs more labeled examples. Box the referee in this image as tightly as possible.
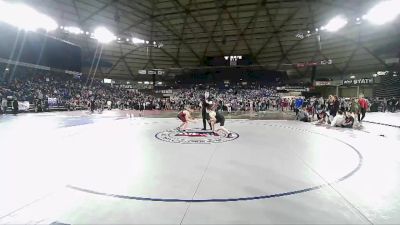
[201,92,212,130]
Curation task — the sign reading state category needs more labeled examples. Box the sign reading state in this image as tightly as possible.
[343,78,374,85]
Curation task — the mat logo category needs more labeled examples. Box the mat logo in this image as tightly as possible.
[155,129,239,144]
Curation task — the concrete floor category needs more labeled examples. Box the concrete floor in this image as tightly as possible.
[1,110,400,224]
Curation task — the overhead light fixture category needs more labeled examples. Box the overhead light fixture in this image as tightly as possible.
[126,38,130,42]
[364,0,400,25]
[350,75,356,79]
[85,31,89,35]
[144,81,149,84]
[324,16,348,32]
[93,27,116,44]
[64,26,83,35]
[373,74,378,77]
[5,68,9,71]
[307,30,311,34]
[132,37,145,44]
[0,2,58,31]
[315,28,319,32]
[138,81,143,84]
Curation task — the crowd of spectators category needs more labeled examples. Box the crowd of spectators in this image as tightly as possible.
[294,95,399,128]
[0,66,398,124]
[0,66,279,114]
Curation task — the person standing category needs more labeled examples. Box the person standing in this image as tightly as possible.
[382,98,387,112]
[358,95,368,121]
[201,93,212,130]
[1,97,7,114]
[294,97,303,115]
[12,97,18,115]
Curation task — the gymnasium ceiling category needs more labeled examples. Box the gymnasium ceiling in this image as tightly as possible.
[19,0,400,80]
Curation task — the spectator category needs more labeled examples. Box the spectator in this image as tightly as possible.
[296,106,310,122]
[358,95,368,121]
[341,111,355,128]
[1,97,7,114]
[12,97,18,115]
[331,110,345,127]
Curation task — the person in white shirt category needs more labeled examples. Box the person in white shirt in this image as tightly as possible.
[107,100,112,110]
[1,98,7,114]
[331,110,345,127]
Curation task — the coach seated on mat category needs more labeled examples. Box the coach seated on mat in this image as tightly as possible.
[330,110,345,127]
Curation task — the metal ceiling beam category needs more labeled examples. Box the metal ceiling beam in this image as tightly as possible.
[107,46,142,74]
[172,0,194,63]
[79,0,118,25]
[254,4,302,59]
[266,0,304,76]
[153,0,293,18]
[172,0,225,57]
[224,1,260,63]
[118,44,135,78]
[228,0,263,56]
[151,7,202,62]
[201,4,225,63]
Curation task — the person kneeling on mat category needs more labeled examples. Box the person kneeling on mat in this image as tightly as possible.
[207,106,233,138]
[177,107,195,131]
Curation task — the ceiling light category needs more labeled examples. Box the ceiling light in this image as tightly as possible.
[126,38,130,42]
[85,31,89,35]
[93,27,116,44]
[132,37,145,44]
[315,28,319,32]
[64,26,83,35]
[350,75,356,79]
[364,0,400,25]
[324,16,348,32]
[0,2,58,31]
[307,30,311,34]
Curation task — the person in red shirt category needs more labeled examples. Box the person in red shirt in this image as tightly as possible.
[358,96,368,121]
